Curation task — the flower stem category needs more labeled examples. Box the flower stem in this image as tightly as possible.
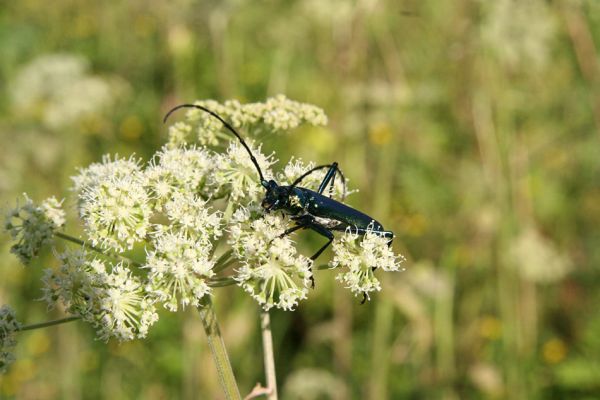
[55,231,142,268]
[198,297,242,400]
[208,277,237,287]
[18,316,80,332]
[261,310,278,400]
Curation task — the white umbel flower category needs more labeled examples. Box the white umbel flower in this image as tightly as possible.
[145,229,216,312]
[4,194,66,264]
[163,192,222,240]
[42,249,158,342]
[229,209,312,311]
[166,121,193,148]
[0,305,21,374]
[144,146,216,205]
[330,226,405,300]
[262,94,328,131]
[169,95,328,147]
[93,264,158,341]
[79,174,152,252]
[213,141,274,203]
[72,154,141,195]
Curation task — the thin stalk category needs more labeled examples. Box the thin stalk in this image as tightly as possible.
[214,249,235,271]
[198,297,242,400]
[260,310,278,400]
[55,231,142,268]
[18,316,80,332]
[208,277,238,287]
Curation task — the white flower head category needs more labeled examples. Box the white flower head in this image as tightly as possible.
[79,173,152,252]
[72,154,142,195]
[229,209,312,311]
[43,248,158,342]
[186,100,231,146]
[262,94,328,131]
[168,96,328,148]
[41,248,95,313]
[330,225,405,300]
[92,264,158,341]
[145,229,216,312]
[163,192,223,240]
[0,305,21,374]
[4,194,66,264]
[213,141,274,204]
[144,146,216,206]
[10,54,121,129]
[166,121,193,148]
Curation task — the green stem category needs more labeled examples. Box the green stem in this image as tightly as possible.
[18,316,80,332]
[208,277,237,287]
[198,297,242,400]
[213,249,237,274]
[55,232,142,268]
[261,310,278,400]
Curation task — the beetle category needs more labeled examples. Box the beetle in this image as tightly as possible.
[164,104,394,302]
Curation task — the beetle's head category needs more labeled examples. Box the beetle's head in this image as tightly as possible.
[261,180,288,212]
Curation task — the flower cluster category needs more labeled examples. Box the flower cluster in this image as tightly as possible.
[3,194,65,264]
[10,53,124,129]
[144,146,215,204]
[145,228,216,312]
[167,95,328,147]
[330,226,405,300]
[2,96,405,354]
[229,208,313,311]
[79,174,152,252]
[0,306,21,374]
[214,141,275,203]
[72,154,141,194]
[42,248,158,341]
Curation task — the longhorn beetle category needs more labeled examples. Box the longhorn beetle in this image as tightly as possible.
[164,104,395,302]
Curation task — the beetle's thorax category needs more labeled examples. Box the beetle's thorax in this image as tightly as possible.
[261,180,305,215]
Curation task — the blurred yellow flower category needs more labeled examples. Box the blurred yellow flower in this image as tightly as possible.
[120,115,144,141]
[25,331,50,356]
[543,338,567,364]
[479,316,502,340]
[368,123,393,146]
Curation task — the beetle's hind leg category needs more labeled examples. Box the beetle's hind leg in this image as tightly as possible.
[305,223,334,289]
[281,218,335,289]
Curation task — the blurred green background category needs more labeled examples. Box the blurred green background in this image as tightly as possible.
[1,0,600,399]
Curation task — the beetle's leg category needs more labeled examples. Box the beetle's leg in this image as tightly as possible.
[290,163,347,200]
[307,223,335,262]
[317,162,348,201]
[317,162,338,193]
[293,222,333,289]
[277,219,309,239]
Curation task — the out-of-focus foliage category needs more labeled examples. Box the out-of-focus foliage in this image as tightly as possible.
[1,0,599,398]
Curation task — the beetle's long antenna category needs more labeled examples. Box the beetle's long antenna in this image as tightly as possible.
[163,104,267,185]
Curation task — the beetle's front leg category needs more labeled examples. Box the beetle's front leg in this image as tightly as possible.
[290,163,347,200]
[317,162,347,200]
